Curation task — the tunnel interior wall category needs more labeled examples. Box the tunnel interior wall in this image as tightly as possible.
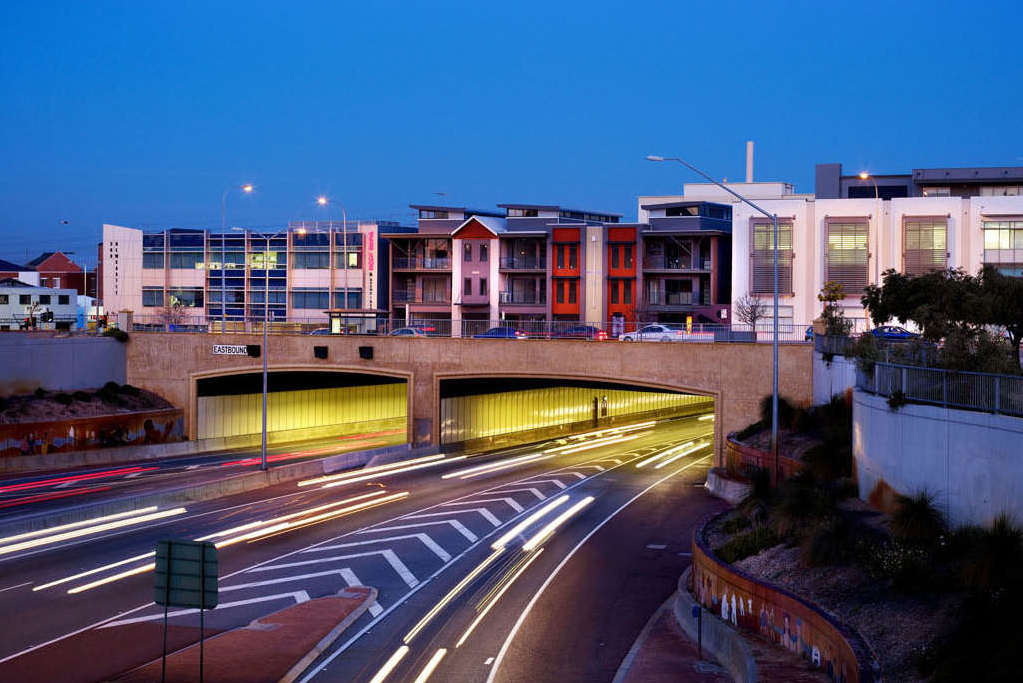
[440,386,712,446]
[196,382,406,441]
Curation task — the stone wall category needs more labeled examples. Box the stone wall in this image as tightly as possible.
[0,408,183,458]
[692,512,876,683]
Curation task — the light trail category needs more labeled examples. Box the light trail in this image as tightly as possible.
[0,507,186,557]
[33,552,157,592]
[698,414,714,421]
[441,453,551,480]
[403,548,505,643]
[298,454,447,487]
[550,433,642,455]
[653,441,708,469]
[367,645,409,683]
[411,648,448,683]
[67,562,157,594]
[521,497,595,551]
[0,485,114,509]
[490,496,569,550]
[0,507,160,546]
[455,548,545,647]
[635,441,693,468]
[321,458,464,488]
[0,466,157,494]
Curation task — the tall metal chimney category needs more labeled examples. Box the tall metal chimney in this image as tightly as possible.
[745,141,754,183]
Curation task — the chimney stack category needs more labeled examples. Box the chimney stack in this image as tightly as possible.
[745,140,754,183]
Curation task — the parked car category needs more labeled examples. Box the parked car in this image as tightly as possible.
[308,327,332,336]
[554,325,608,341]
[389,327,427,337]
[619,324,686,342]
[473,326,527,339]
[870,325,920,341]
[409,324,440,336]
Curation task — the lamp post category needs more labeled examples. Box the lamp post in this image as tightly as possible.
[859,172,880,287]
[220,184,254,333]
[317,196,350,328]
[647,154,781,485]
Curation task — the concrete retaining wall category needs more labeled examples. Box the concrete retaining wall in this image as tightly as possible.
[854,389,1023,526]
[691,512,876,683]
[0,334,126,397]
[813,352,857,406]
[724,435,803,481]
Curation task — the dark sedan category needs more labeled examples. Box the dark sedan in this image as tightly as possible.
[473,326,527,339]
[554,325,608,341]
[871,325,921,340]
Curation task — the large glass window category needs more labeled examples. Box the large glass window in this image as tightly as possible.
[903,219,947,275]
[335,251,361,269]
[751,221,793,294]
[143,253,164,269]
[293,252,329,269]
[169,252,203,269]
[463,243,472,262]
[825,221,868,294]
[610,280,620,304]
[142,288,164,307]
[291,289,329,309]
[422,278,448,303]
[479,243,488,262]
[980,186,1023,197]
[983,220,1023,276]
[623,279,633,304]
[332,290,363,309]
[568,245,578,269]
[568,279,577,304]
[249,290,286,304]
[168,288,204,307]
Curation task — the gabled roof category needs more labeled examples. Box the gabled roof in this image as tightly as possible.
[409,204,504,218]
[450,215,506,237]
[26,252,55,267]
[0,278,35,288]
[27,251,80,271]
[0,258,31,272]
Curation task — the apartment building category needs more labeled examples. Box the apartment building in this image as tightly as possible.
[0,278,78,330]
[816,163,1023,199]
[100,221,413,328]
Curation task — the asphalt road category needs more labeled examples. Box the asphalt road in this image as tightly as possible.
[0,415,719,683]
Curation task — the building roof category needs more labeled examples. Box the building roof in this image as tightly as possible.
[0,258,31,272]
[640,200,731,210]
[409,204,504,218]
[498,203,624,218]
[0,278,35,288]
[26,251,81,271]
[450,215,506,237]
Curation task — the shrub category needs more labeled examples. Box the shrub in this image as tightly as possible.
[770,473,836,540]
[748,467,772,504]
[887,390,908,411]
[120,384,141,396]
[34,387,47,398]
[103,381,121,392]
[735,421,761,442]
[73,390,91,402]
[801,516,856,566]
[959,514,1023,593]
[715,525,779,563]
[862,538,933,591]
[102,328,129,343]
[890,491,946,547]
[759,394,795,430]
[54,393,73,405]
[802,443,852,482]
[851,333,881,375]
[721,514,752,535]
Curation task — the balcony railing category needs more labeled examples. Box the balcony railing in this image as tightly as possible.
[857,362,1023,417]
[646,292,696,306]
[393,256,452,270]
[500,291,545,305]
[392,291,451,304]
[642,256,712,271]
[499,256,547,270]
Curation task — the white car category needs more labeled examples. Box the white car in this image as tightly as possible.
[619,324,687,342]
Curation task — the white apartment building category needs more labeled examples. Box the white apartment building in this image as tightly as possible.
[0,278,79,330]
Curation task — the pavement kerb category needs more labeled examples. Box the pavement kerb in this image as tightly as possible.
[279,586,377,683]
[673,567,758,683]
[610,595,675,683]
[0,443,439,538]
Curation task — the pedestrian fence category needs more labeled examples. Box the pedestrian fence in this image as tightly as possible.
[856,362,1023,417]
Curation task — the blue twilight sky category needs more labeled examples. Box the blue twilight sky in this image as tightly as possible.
[2,0,1021,267]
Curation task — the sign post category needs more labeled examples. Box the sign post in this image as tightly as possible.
[154,540,218,683]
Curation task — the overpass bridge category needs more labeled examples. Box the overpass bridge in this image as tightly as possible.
[125,333,814,465]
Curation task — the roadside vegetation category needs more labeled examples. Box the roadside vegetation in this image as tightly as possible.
[0,382,168,423]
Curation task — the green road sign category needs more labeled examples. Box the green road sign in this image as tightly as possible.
[154,540,218,609]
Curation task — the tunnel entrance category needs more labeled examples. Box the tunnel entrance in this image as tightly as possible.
[439,377,712,448]
[195,371,406,443]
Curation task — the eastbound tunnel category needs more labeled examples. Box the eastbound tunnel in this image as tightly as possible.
[195,371,407,443]
[439,377,713,448]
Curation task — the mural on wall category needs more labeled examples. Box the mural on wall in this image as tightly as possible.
[0,409,184,457]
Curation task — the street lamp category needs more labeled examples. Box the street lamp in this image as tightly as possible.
[317,196,351,328]
[859,172,881,285]
[220,184,254,333]
[647,154,782,485]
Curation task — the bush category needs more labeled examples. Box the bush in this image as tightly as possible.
[890,491,946,547]
[801,516,857,566]
[851,333,881,375]
[770,473,837,540]
[102,327,129,343]
[98,381,122,404]
[73,390,91,402]
[34,387,47,398]
[721,514,752,535]
[54,392,73,405]
[861,538,933,591]
[734,421,761,442]
[887,390,908,411]
[715,525,779,563]
[120,384,141,396]
[759,394,795,430]
[959,514,1023,593]
[802,443,852,482]
[102,381,121,393]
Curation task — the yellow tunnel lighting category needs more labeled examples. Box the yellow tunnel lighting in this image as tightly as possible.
[298,454,447,488]
[321,457,465,489]
[0,507,160,547]
[491,495,570,550]
[404,548,505,643]
[368,645,410,683]
[455,548,545,648]
[0,507,186,557]
[522,496,595,551]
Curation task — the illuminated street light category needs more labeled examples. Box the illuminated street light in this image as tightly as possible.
[220,183,255,333]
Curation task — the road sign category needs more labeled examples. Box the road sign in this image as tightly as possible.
[154,540,218,609]
[212,344,248,356]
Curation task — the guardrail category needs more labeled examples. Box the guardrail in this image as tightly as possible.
[857,362,1023,417]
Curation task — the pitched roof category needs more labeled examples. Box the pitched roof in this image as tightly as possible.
[26,252,55,267]
[450,215,506,237]
[0,258,31,272]
[0,278,35,288]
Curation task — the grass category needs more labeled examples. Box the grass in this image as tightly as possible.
[715,525,779,564]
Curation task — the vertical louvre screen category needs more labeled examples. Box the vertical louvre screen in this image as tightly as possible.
[903,220,947,275]
[826,222,868,293]
[751,222,793,294]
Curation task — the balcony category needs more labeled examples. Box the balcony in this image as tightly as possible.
[642,256,712,272]
[500,291,546,305]
[645,291,710,307]
[393,290,451,304]
[499,256,547,270]
[393,256,452,270]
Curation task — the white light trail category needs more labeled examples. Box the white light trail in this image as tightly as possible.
[0,507,159,546]
[441,453,551,480]
[411,648,448,683]
[635,440,696,469]
[321,457,466,488]
[698,414,714,421]
[33,552,156,591]
[298,454,447,487]
[0,507,186,557]
[404,549,504,643]
[490,496,569,550]
[455,549,544,648]
[67,562,157,594]
[653,441,708,469]
[368,645,409,683]
[551,433,642,455]
[521,497,594,551]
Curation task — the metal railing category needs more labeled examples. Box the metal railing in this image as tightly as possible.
[499,291,545,305]
[392,291,451,304]
[857,362,1023,417]
[642,256,711,271]
[392,257,452,270]
[499,256,547,270]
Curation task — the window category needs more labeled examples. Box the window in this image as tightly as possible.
[980,185,1023,197]
[58,295,70,305]
[624,245,633,269]
[568,245,578,269]
[921,186,950,197]
[143,253,165,269]
[423,278,448,303]
[903,219,947,275]
[293,252,329,269]
[332,289,362,309]
[38,295,51,305]
[556,281,565,304]
[169,288,204,307]
[464,278,472,296]
[291,289,329,309]
[19,295,30,305]
[568,280,577,304]
[983,220,1023,276]
[420,209,449,219]
[751,221,794,294]
[142,288,164,307]
[611,245,620,269]
[556,246,565,269]
[610,281,619,304]
[479,243,488,262]
[623,279,633,304]
[825,221,868,294]
[0,295,8,304]
[334,251,361,269]
[480,277,487,296]
[463,243,472,262]
[507,208,539,217]
[249,290,286,304]
[169,252,204,269]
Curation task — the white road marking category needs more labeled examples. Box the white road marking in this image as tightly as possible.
[340,568,383,617]
[518,478,566,489]
[186,465,200,470]
[491,487,546,500]
[360,520,478,543]
[253,550,420,588]
[315,533,451,563]
[0,582,31,593]
[404,508,502,528]
[576,465,605,471]
[101,591,311,627]
[485,657,495,666]
[220,569,348,592]
[646,544,667,550]
[441,497,523,513]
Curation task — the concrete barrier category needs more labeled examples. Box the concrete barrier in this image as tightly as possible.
[673,567,758,683]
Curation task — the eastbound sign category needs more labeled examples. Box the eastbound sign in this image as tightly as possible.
[212,344,248,356]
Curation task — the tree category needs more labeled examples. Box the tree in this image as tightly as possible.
[159,299,186,328]
[734,293,767,329]
[862,268,983,342]
[977,265,1023,366]
[818,281,852,336]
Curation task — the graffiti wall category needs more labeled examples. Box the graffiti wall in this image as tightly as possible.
[692,514,875,683]
[0,408,184,458]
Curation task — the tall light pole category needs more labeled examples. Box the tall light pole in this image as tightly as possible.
[859,172,881,287]
[647,154,781,485]
[221,184,254,333]
[317,196,350,326]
